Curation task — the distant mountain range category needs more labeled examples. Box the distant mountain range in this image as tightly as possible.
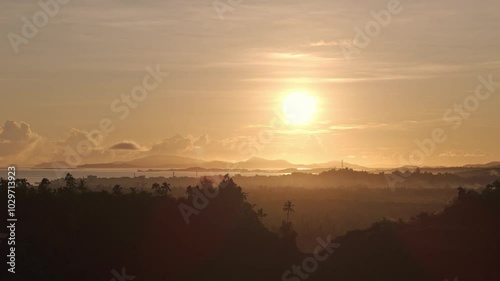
[34,155,367,171]
[33,156,500,173]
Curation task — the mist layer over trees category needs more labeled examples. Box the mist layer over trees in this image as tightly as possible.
[1,173,499,280]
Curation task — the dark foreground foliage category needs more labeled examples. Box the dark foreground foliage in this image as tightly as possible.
[1,176,499,281]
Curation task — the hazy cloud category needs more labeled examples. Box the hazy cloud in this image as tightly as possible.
[0,120,42,164]
[150,134,192,154]
[110,141,143,151]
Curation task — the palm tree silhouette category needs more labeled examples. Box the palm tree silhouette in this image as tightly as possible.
[152,183,161,195]
[283,200,295,223]
[257,208,267,220]
[152,182,171,196]
[186,185,195,199]
[161,182,171,195]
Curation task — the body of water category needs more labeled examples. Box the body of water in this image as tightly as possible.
[11,168,286,184]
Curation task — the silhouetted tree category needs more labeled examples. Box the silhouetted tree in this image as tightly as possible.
[77,179,88,193]
[38,178,51,193]
[257,208,267,220]
[186,185,195,200]
[200,176,217,196]
[161,182,171,195]
[152,182,171,196]
[457,186,466,199]
[152,182,160,193]
[241,191,248,201]
[283,200,295,223]
[16,178,30,188]
[113,184,123,195]
[200,176,213,189]
[64,173,77,190]
[278,220,298,250]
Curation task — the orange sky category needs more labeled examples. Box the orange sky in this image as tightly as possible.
[1,0,499,167]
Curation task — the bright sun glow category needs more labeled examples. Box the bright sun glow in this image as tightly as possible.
[282,92,317,125]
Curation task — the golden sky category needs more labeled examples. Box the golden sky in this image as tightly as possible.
[1,0,500,167]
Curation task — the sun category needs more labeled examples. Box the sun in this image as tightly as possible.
[282,92,317,125]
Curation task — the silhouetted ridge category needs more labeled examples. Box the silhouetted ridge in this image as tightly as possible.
[1,177,499,281]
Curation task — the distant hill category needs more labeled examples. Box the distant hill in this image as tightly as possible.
[34,157,500,174]
[78,162,135,169]
[464,161,500,168]
[234,157,295,169]
[129,155,204,167]
[33,161,76,169]
[36,154,366,171]
[76,155,204,169]
[384,163,500,176]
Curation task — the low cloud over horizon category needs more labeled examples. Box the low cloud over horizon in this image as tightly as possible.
[0,119,497,168]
